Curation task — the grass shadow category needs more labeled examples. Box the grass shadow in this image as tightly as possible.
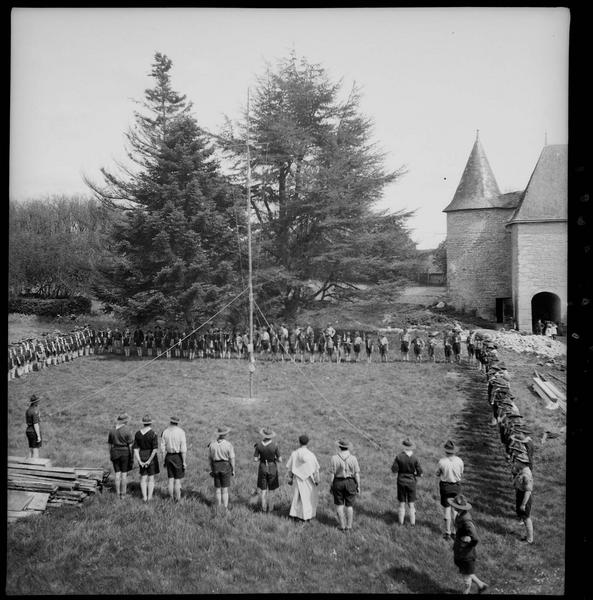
[385,564,458,594]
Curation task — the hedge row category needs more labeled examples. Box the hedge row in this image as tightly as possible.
[8,296,92,317]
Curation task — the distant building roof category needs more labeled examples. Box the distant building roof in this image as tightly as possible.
[508,144,567,224]
[443,133,501,212]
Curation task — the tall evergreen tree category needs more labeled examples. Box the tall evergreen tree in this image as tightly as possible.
[222,53,416,313]
[86,53,241,324]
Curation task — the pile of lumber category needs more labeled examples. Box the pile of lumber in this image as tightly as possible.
[7,456,110,521]
[532,370,567,411]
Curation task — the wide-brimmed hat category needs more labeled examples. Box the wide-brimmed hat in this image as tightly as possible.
[513,453,531,465]
[142,413,153,425]
[215,426,231,436]
[170,416,180,425]
[448,493,472,511]
[402,438,415,449]
[444,440,458,454]
[29,394,40,404]
[117,413,130,422]
[259,427,276,439]
[336,439,352,449]
[511,431,531,442]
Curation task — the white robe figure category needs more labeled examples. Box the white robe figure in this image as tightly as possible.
[285,446,320,520]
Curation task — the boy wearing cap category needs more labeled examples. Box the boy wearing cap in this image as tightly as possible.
[436,440,464,539]
[512,458,534,544]
[253,427,282,512]
[391,438,423,526]
[208,426,236,511]
[161,416,187,502]
[329,439,361,531]
[25,394,42,458]
[107,413,134,498]
[449,494,489,594]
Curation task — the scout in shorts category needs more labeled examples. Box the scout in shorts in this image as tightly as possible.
[329,440,361,531]
[107,413,134,498]
[253,427,282,512]
[391,438,423,526]
[512,456,534,544]
[436,440,464,539]
[208,426,235,512]
[161,416,187,502]
[449,494,489,594]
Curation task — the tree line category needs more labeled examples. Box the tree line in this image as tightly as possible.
[10,51,421,325]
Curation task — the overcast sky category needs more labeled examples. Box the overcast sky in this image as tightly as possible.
[10,7,569,249]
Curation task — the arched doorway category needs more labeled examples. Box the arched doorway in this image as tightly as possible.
[531,292,561,332]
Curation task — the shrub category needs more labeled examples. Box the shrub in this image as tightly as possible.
[8,296,92,317]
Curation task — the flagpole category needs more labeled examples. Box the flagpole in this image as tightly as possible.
[246,88,255,398]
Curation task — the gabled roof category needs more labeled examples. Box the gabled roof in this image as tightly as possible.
[443,135,501,212]
[508,144,567,224]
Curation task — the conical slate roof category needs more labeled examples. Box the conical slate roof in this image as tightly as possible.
[443,135,501,212]
[508,144,567,224]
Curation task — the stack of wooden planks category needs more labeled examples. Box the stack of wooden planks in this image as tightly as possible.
[7,456,110,521]
[532,370,567,411]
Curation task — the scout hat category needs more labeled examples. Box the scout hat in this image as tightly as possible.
[170,416,180,425]
[513,453,531,465]
[448,493,472,511]
[29,394,40,404]
[444,440,458,454]
[401,438,415,449]
[142,413,153,425]
[215,425,231,437]
[259,427,276,439]
[337,439,352,449]
[117,413,130,422]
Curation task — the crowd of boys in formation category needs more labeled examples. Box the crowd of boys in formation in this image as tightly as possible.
[9,321,488,380]
[8,326,94,380]
[23,324,535,594]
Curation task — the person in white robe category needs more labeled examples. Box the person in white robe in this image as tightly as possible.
[285,434,320,521]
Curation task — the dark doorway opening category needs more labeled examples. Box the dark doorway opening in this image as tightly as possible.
[531,292,561,332]
[495,297,513,324]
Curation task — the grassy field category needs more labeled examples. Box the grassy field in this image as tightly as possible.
[6,341,566,594]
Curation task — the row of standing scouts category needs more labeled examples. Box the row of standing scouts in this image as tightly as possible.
[9,321,485,381]
[23,325,534,595]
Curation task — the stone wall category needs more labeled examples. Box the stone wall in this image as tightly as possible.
[446,208,514,320]
[511,221,567,330]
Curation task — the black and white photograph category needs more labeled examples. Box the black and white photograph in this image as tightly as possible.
[8,7,573,595]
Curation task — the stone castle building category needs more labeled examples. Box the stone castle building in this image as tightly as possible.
[443,133,567,332]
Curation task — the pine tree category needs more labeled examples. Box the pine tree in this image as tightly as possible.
[222,53,416,313]
[86,53,241,325]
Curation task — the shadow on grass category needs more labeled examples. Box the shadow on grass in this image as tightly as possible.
[385,565,458,594]
[454,367,516,520]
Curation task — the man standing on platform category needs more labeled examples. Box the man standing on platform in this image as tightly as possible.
[161,416,187,502]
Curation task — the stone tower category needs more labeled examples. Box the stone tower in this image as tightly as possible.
[507,144,567,331]
[443,132,521,321]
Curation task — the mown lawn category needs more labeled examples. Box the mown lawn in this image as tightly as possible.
[6,350,566,594]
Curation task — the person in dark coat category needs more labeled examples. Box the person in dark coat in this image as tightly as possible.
[25,394,42,458]
[133,414,160,502]
[391,438,423,526]
[253,427,282,512]
[449,494,489,594]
